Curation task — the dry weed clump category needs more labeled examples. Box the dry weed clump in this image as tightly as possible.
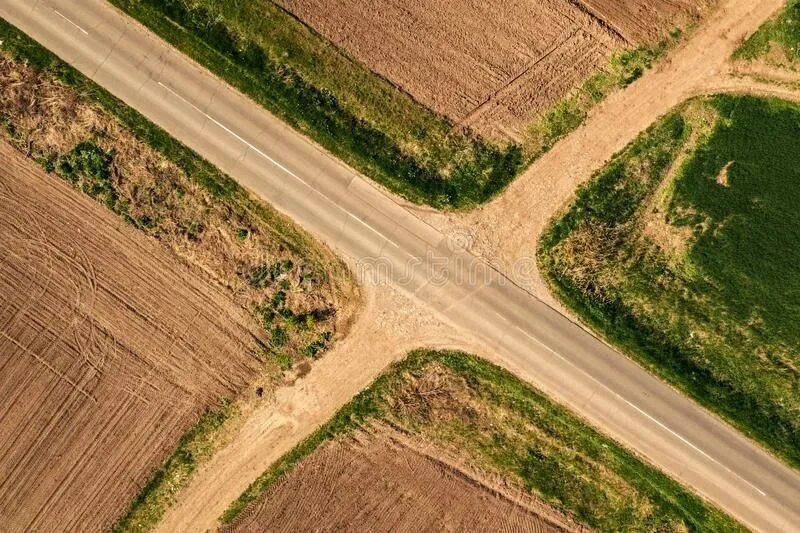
[389,362,479,424]
[550,223,630,301]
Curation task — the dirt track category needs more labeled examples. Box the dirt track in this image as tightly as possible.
[275,0,709,138]
[155,278,487,532]
[225,427,578,533]
[0,141,263,531]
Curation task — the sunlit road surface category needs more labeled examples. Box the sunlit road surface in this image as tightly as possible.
[3,1,799,531]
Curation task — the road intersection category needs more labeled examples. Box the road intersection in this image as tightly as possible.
[3,1,799,530]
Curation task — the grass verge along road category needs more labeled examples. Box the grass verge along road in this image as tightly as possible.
[540,94,800,471]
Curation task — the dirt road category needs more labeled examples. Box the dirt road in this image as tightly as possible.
[157,280,486,532]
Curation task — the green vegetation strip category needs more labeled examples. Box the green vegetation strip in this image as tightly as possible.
[113,402,234,532]
[108,0,675,209]
[539,94,800,470]
[734,0,800,65]
[223,350,741,531]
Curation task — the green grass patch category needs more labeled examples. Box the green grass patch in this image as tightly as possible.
[539,94,800,471]
[113,401,235,532]
[734,0,800,66]
[222,350,741,531]
[107,0,681,209]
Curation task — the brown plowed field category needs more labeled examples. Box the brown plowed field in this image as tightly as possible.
[0,141,263,532]
[275,0,710,138]
[577,0,706,43]
[225,428,581,533]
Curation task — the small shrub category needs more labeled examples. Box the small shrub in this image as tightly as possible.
[270,326,288,348]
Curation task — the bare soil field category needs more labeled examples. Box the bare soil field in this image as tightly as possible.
[0,141,264,531]
[578,0,705,43]
[225,427,578,533]
[275,0,711,138]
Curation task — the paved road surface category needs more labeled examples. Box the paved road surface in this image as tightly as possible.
[2,1,799,531]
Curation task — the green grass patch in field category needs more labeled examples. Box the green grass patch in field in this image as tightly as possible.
[107,0,681,209]
[113,401,235,532]
[734,0,800,66]
[539,94,800,470]
[222,350,741,532]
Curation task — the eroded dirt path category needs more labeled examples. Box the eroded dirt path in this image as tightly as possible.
[156,274,490,532]
[155,0,787,530]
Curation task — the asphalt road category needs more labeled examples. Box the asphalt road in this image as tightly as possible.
[3,1,800,531]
